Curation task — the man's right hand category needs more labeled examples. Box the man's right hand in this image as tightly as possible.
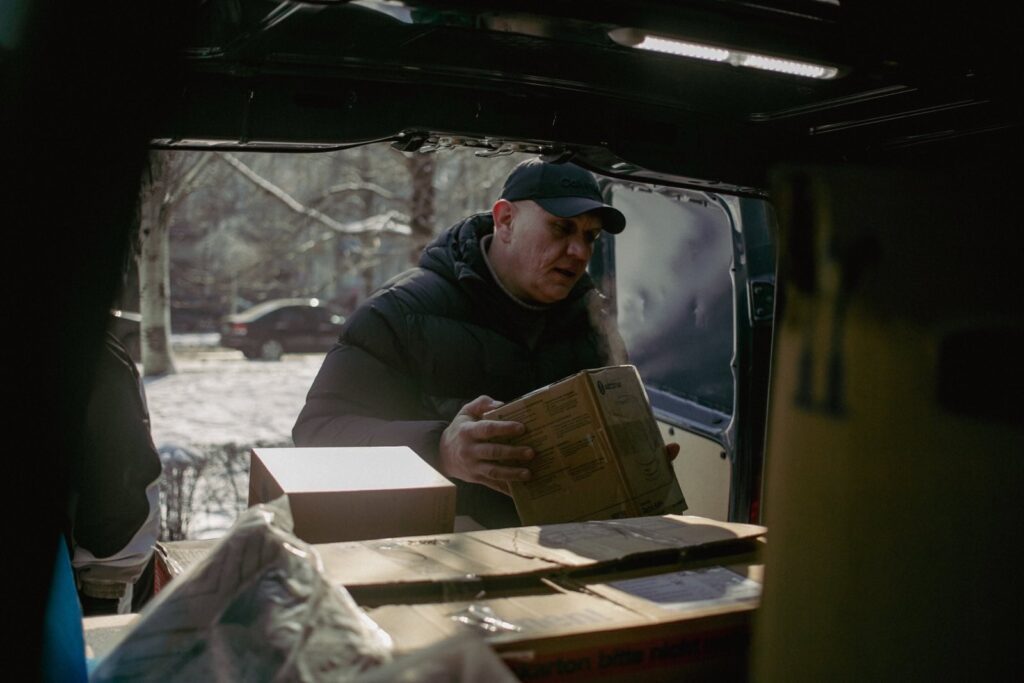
[438,395,534,495]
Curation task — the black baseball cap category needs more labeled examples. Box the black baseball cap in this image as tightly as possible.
[499,158,626,234]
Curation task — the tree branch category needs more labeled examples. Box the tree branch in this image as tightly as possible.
[226,210,412,282]
[218,153,411,236]
[167,154,214,208]
[321,181,398,201]
[218,153,352,233]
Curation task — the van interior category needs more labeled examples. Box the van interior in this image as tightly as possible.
[7,2,1021,678]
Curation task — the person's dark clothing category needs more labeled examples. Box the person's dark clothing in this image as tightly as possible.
[293,213,624,528]
[71,330,162,615]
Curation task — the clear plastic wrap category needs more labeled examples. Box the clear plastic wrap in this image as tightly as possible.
[446,604,521,634]
[90,497,393,682]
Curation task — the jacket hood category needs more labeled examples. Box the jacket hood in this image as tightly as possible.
[419,212,492,284]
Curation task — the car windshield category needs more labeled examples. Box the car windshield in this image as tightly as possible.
[232,299,309,322]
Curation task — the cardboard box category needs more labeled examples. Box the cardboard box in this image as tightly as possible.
[324,514,761,584]
[248,446,456,543]
[320,514,762,605]
[156,515,766,605]
[367,561,763,682]
[484,365,687,524]
[151,517,490,587]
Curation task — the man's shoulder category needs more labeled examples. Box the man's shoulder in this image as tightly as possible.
[367,266,469,316]
[341,266,472,353]
[378,266,444,292]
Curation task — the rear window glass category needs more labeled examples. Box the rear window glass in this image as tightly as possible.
[608,185,735,415]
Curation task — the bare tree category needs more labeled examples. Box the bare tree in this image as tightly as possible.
[138,151,211,376]
[405,152,436,261]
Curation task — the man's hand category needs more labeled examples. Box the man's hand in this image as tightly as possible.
[666,442,680,463]
[438,395,535,495]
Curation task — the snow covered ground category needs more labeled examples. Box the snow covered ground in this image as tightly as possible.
[144,335,324,538]
[145,340,320,448]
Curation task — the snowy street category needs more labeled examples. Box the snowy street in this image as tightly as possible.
[145,341,321,451]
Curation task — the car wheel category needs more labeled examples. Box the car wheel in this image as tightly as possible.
[259,339,284,361]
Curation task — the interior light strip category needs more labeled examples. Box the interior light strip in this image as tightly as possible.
[637,36,730,62]
[737,54,837,79]
[612,29,839,80]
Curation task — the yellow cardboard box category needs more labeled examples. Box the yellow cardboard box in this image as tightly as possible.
[485,365,687,524]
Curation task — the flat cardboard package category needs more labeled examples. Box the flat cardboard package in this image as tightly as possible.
[317,514,764,604]
[368,561,763,683]
[248,446,456,543]
[156,515,766,604]
[484,365,687,524]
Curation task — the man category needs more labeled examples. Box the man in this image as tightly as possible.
[293,157,674,527]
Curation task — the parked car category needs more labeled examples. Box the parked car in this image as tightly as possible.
[170,303,222,333]
[219,298,345,361]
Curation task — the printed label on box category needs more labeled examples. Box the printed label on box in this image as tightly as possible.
[606,567,761,611]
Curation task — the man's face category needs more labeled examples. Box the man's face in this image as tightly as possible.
[494,200,603,304]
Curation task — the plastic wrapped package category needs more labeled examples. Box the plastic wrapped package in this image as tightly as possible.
[90,497,393,682]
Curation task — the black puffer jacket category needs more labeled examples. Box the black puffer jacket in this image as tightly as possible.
[293,212,624,527]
